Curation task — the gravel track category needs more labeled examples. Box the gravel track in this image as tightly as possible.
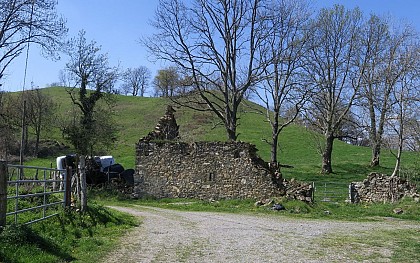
[103,205,419,263]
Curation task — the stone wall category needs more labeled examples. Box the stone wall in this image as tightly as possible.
[350,173,419,203]
[134,141,313,202]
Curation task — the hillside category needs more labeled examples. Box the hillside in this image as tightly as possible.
[26,87,418,183]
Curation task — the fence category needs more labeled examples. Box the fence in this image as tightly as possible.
[0,161,71,226]
[313,181,350,203]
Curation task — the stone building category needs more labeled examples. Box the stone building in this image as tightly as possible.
[133,106,313,202]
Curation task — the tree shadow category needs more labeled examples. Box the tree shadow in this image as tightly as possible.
[0,224,75,263]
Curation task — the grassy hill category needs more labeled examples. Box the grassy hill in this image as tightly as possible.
[25,87,419,185]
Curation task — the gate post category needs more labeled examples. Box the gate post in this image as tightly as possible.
[0,161,7,227]
[64,166,72,207]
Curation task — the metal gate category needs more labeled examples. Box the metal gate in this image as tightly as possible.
[313,181,350,203]
[0,162,71,226]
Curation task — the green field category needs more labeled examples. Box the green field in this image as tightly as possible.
[23,86,419,186]
[2,86,419,262]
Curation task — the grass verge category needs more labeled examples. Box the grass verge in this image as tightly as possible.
[0,203,138,263]
[314,228,420,262]
[89,187,420,222]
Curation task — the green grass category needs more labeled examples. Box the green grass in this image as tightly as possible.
[7,87,419,262]
[19,87,419,185]
[0,203,138,263]
[88,187,420,222]
[20,86,420,209]
[314,228,420,262]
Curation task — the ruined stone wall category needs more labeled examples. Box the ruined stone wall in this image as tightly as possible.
[134,141,312,201]
[350,173,418,203]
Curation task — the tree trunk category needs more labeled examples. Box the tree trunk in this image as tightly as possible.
[321,133,334,174]
[79,155,87,211]
[391,121,404,177]
[368,92,380,167]
[270,112,280,165]
[226,105,238,141]
[227,128,237,141]
[34,126,40,157]
[370,141,381,167]
[270,136,278,166]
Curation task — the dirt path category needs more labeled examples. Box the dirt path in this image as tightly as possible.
[103,205,419,263]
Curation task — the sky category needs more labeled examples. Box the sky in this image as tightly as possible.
[2,0,420,94]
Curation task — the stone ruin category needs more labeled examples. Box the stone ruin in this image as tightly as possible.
[140,105,179,141]
[350,173,419,203]
[133,106,314,202]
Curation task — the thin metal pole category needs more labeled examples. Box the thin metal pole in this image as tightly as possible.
[19,100,26,165]
[19,0,36,165]
[43,169,46,219]
[0,161,7,227]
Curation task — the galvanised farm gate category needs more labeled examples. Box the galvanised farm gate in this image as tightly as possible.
[0,161,71,226]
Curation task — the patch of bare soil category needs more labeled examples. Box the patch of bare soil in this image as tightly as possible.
[103,206,419,263]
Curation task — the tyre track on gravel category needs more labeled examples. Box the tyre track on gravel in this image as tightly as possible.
[104,205,419,263]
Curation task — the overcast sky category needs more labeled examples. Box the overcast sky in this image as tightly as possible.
[2,0,420,94]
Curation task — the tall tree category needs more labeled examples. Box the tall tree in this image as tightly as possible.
[153,67,180,97]
[0,0,67,86]
[61,30,119,212]
[304,5,365,174]
[62,30,118,156]
[359,17,416,167]
[255,0,311,169]
[388,41,419,176]
[25,88,57,156]
[121,66,151,96]
[144,0,266,141]
[358,15,391,167]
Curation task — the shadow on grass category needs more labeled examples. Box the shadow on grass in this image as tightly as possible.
[0,224,74,263]
[58,203,138,238]
[333,162,394,180]
[283,162,395,184]
[0,203,138,263]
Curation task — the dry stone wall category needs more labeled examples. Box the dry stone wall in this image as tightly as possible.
[350,173,419,203]
[134,141,313,201]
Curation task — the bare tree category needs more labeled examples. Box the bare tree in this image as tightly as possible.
[358,16,416,167]
[0,0,67,85]
[121,66,151,96]
[303,5,365,174]
[144,0,266,141]
[388,42,419,177]
[405,108,420,153]
[25,88,57,156]
[254,0,311,169]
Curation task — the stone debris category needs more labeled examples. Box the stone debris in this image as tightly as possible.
[393,208,403,214]
[272,203,285,211]
[350,173,418,203]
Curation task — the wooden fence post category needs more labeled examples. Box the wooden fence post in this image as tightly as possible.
[0,161,7,227]
[65,166,72,207]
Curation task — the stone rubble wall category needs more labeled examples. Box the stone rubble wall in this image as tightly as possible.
[134,141,313,202]
[350,173,418,203]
